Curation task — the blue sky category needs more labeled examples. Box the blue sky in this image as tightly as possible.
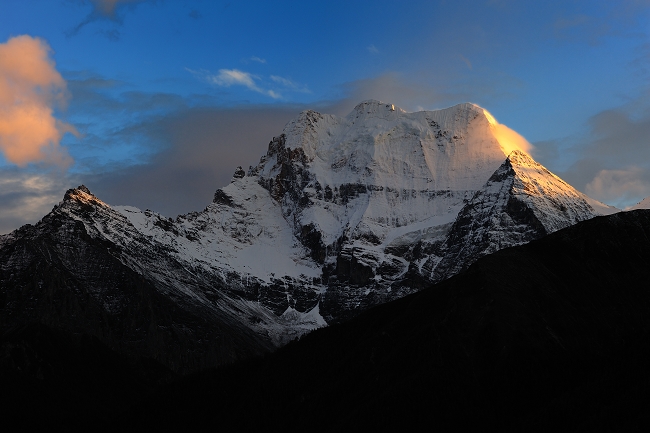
[0,0,648,233]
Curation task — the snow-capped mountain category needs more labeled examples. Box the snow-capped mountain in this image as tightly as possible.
[0,100,617,371]
[425,150,618,282]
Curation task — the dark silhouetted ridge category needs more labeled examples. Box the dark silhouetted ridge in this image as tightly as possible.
[111,210,650,432]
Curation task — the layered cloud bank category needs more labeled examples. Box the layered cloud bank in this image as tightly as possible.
[0,35,75,167]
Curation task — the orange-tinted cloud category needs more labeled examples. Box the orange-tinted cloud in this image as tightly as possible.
[483,109,534,156]
[91,0,145,18]
[0,35,75,167]
[92,0,125,16]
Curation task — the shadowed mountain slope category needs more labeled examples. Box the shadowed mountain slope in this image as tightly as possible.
[116,210,650,432]
[0,187,275,374]
[0,323,176,430]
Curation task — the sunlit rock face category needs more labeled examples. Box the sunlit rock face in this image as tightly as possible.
[0,101,617,369]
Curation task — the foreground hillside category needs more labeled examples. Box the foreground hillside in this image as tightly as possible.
[115,209,650,431]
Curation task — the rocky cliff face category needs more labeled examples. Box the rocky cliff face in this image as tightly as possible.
[0,101,617,370]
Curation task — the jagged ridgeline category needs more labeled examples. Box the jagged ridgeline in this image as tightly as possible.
[0,100,616,372]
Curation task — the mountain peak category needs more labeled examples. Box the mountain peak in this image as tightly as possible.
[231,166,246,182]
[425,148,604,281]
[506,149,539,167]
[63,185,108,208]
[351,99,399,113]
[507,148,528,158]
[64,184,93,200]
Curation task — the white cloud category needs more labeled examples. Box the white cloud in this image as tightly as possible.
[586,166,650,207]
[187,68,281,99]
[367,44,379,54]
[210,69,258,88]
[0,167,77,234]
[250,56,266,64]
